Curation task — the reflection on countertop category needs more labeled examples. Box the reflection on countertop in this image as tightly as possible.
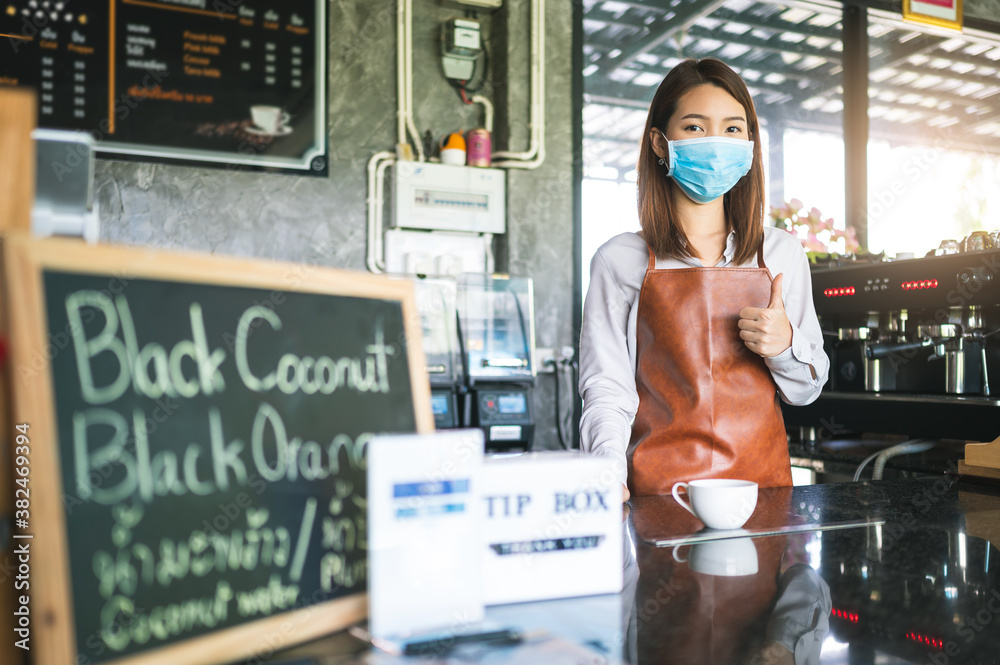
[623,477,1000,665]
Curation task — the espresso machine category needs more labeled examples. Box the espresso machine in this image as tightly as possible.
[455,273,536,451]
[782,248,1000,442]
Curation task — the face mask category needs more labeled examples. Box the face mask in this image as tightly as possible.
[661,134,754,205]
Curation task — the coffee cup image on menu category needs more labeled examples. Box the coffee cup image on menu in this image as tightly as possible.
[249,105,292,135]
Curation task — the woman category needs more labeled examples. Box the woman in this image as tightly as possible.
[579,58,829,500]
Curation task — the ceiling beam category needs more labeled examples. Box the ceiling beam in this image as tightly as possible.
[585,75,1000,139]
[596,34,1000,96]
[584,94,650,110]
[583,133,640,147]
[587,23,844,74]
[588,4,998,104]
[708,7,841,41]
[585,52,835,115]
[617,58,830,85]
[583,13,647,32]
[868,81,1000,112]
[681,24,843,62]
[594,0,731,69]
[585,77,809,109]
[872,60,1000,90]
[585,5,843,42]
[874,33,943,69]
[585,0,674,13]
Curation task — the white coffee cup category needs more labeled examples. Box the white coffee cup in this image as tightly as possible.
[250,105,290,133]
[672,533,758,576]
[671,478,758,530]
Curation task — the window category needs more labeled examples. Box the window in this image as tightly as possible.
[864,13,1000,255]
[582,0,1000,283]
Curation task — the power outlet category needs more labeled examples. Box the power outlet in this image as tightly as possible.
[536,347,556,373]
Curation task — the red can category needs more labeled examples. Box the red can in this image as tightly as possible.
[466,128,491,167]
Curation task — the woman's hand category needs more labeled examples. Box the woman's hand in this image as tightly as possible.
[623,484,631,503]
[738,273,792,358]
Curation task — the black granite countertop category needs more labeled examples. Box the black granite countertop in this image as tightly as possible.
[281,478,1000,665]
[623,477,1000,664]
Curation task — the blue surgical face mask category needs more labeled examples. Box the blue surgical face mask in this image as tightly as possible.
[660,134,754,205]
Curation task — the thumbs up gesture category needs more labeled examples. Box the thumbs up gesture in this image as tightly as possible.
[738,273,793,358]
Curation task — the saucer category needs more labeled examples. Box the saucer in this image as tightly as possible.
[246,124,293,136]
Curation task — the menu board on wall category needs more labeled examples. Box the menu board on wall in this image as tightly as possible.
[0,0,327,174]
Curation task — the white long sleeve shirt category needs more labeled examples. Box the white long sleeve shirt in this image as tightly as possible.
[579,227,830,486]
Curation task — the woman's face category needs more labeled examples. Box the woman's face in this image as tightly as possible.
[663,83,750,142]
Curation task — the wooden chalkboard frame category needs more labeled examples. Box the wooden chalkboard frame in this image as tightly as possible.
[0,234,433,665]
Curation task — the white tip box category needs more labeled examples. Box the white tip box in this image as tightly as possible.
[481,452,623,605]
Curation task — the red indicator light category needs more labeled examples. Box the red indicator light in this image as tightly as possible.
[906,632,944,649]
[823,286,856,298]
[831,608,859,623]
[902,279,939,291]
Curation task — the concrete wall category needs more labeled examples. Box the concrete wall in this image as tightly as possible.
[94,0,576,450]
[967,0,1000,22]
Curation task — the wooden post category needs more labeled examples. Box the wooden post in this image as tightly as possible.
[0,88,35,665]
[0,259,25,665]
[0,87,36,234]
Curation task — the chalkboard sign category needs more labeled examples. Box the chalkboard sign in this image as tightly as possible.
[1,235,433,665]
[0,0,327,174]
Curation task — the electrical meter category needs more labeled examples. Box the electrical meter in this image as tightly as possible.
[442,18,481,80]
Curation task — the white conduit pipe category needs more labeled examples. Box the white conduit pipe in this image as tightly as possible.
[404,0,424,161]
[396,0,407,152]
[395,0,424,162]
[492,0,541,160]
[471,94,494,133]
[366,151,396,274]
[492,0,545,169]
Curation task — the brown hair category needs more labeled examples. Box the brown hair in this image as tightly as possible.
[637,58,765,266]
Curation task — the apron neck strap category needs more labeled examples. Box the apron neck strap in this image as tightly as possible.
[646,238,768,270]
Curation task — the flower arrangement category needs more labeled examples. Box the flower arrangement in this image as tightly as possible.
[769,199,860,257]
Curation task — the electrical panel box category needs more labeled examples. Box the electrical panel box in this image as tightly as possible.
[392,162,506,234]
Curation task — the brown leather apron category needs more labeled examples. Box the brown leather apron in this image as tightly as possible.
[627,243,791,496]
